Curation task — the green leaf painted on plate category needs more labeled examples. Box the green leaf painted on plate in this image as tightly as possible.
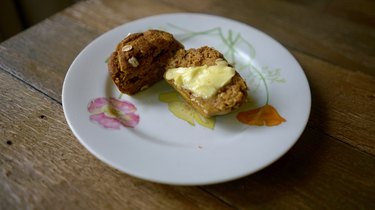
[160,24,287,127]
[159,91,216,129]
[168,101,195,126]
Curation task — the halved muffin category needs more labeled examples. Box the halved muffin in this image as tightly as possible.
[108,30,183,95]
[165,46,248,118]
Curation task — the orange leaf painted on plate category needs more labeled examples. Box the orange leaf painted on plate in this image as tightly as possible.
[236,104,286,126]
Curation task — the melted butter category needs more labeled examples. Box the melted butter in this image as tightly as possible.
[165,59,235,99]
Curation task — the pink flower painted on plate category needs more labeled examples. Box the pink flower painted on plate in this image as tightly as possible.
[88,97,140,129]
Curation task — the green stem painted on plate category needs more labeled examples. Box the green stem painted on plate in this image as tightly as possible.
[118,93,123,99]
[165,24,276,105]
[250,64,269,105]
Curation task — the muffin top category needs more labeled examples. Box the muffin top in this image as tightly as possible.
[108,30,183,95]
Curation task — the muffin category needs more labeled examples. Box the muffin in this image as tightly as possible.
[108,30,183,95]
[165,46,248,118]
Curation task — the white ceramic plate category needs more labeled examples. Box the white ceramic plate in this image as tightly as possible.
[62,13,311,185]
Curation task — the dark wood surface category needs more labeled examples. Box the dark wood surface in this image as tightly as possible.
[1,0,374,209]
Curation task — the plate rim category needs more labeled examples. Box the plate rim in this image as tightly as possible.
[62,12,311,185]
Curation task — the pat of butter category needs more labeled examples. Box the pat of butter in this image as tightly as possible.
[165,59,235,99]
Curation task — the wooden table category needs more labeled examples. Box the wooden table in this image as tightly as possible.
[1,0,374,209]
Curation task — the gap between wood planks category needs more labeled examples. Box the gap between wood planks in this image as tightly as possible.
[0,66,62,106]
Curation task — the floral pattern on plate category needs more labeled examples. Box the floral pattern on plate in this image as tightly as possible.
[88,97,139,129]
[161,24,287,127]
[89,24,287,130]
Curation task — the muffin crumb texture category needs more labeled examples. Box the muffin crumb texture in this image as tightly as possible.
[108,30,183,95]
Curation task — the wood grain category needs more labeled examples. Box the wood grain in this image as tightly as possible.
[63,0,375,78]
[203,128,375,209]
[1,67,374,208]
[1,0,374,209]
[0,14,99,102]
[292,50,375,155]
[62,0,181,33]
[283,0,375,27]
[0,0,373,155]
[0,70,233,210]
[0,16,375,157]
[141,0,375,76]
